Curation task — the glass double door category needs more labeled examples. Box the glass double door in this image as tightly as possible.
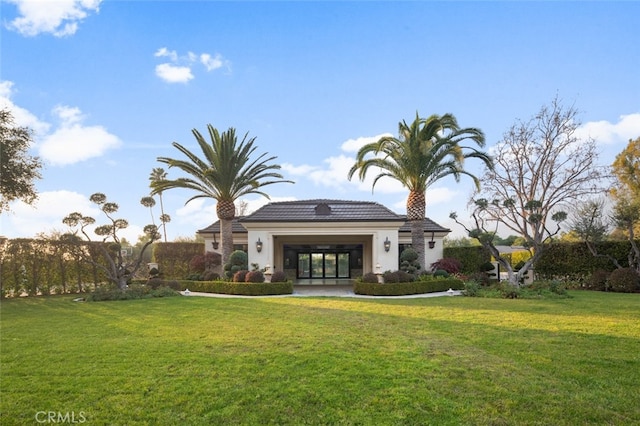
[298,252,350,279]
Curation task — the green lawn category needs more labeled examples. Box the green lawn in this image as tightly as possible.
[1,292,639,425]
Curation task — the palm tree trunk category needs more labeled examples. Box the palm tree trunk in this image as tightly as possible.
[407,190,426,271]
[217,200,236,267]
[159,193,167,243]
[220,218,233,267]
[411,220,426,271]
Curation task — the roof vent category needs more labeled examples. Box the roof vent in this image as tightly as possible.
[315,203,331,215]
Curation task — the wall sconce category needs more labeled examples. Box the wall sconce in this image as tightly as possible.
[256,238,263,253]
[383,237,391,252]
[428,232,436,249]
[211,233,219,250]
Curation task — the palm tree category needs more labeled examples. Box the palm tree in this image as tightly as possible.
[348,113,493,270]
[151,124,293,265]
[149,168,169,242]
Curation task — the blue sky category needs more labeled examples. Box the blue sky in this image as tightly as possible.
[1,0,639,243]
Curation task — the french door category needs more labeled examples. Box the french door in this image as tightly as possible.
[297,252,350,279]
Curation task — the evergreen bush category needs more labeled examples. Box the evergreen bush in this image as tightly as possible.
[245,270,265,283]
[270,270,287,283]
[608,268,640,293]
[233,270,249,282]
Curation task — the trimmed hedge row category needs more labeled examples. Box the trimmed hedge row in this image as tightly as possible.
[354,279,464,296]
[178,280,293,296]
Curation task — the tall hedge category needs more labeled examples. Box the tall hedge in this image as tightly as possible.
[152,242,204,279]
[443,246,492,274]
[535,241,636,279]
[445,241,637,279]
[1,238,106,297]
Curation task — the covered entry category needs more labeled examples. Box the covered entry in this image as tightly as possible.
[284,244,363,280]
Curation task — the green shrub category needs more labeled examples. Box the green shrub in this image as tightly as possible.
[479,261,495,272]
[399,248,421,275]
[147,277,163,289]
[608,268,640,293]
[233,270,249,282]
[497,282,521,299]
[525,280,568,296]
[361,272,378,283]
[245,270,265,283]
[224,250,249,279]
[354,278,464,296]
[383,270,400,283]
[585,269,610,291]
[463,281,481,297]
[433,269,450,278]
[396,270,414,282]
[86,284,180,301]
[202,270,219,281]
[179,280,293,296]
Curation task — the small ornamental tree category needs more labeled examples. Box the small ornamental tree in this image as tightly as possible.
[399,247,421,276]
[62,193,162,291]
[224,250,248,279]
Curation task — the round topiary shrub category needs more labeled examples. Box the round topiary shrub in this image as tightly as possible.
[233,270,249,283]
[396,270,414,282]
[202,270,220,281]
[383,270,400,283]
[399,248,421,275]
[225,250,249,279]
[607,268,640,293]
[270,270,287,283]
[585,269,610,291]
[362,272,378,283]
[433,269,450,278]
[245,270,265,283]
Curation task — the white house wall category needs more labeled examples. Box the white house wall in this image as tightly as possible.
[201,223,447,276]
[242,221,402,275]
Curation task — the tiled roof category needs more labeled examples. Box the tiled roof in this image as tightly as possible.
[198,216,248,234]
[197,200,450,233]
[239,199,404,223]
[398,216,451,233]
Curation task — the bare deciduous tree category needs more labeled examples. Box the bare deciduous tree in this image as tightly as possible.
[451,97,606,285]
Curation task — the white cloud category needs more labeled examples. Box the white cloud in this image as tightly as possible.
[155,63,194,84]
[283,134,407,195]
[340,133,391,153]
[154,47,178,62]
[576,113,640,145]
[200,53,228,72]
[5,0,102,37]
[39,105,122,166]
[3,190,99,238]
[0,80,50,135]
[153,48,230,83]
[3,190,147,242]
[175,199,217,228]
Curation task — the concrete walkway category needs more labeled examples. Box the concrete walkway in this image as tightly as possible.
[181,285,462,299]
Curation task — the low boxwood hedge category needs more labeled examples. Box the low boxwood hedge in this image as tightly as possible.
[354,278,464,296]
[178,280,293,296]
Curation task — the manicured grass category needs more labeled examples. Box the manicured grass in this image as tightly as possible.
[1,291,639,425]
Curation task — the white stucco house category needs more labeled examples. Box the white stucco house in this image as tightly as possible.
[197,199,450,282]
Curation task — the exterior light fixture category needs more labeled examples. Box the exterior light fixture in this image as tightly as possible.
[212,233,219,250]
[428,232,436,249]
[384,237,391,252]
[256,238,263,253]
